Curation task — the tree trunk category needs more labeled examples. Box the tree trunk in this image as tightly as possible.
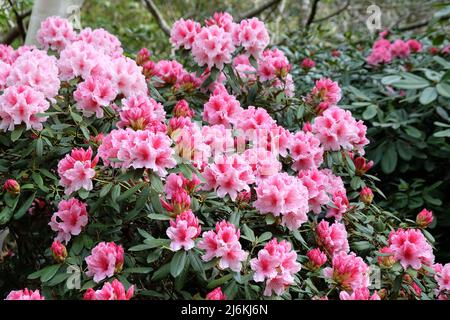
[25,0,84,45]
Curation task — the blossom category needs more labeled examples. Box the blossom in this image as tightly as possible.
[407,39,422,53]
[136,47,151,65]
[0,60,11,90]
[326,190,349,221]
[351,154,374,176]
[366,41,392,66]
[297,169,330,214]
[3,179,20,195]
[250,239,301,296]
[49,198,88,243]
[288,131,323,171]
[0,44,15,64]
[323,251,370,291]
[170,19,201,50]
[390,39,410,58]
[73,76,118,118]
[377,247,396,267]
[360,187,374,205]
[253,173,309,230]
[78,27,123,58]
[37,16,76,51]
[153,60,186,86]
[205,12,236,33]
[306,78,342,111]
[301,58,315,70]
[257,48,291,81]
[203,86,243,127]
[85,242,124,283]
[173,99,194,118]
[84,279,134,300]
[339,288,380,300]
[166,210,201,251]
[202,153,255,201]
[416,209,433,228]
[387,228,434,270]
[316,220,349,256]
[307,248,327,269]
[5,289,45,300]
[201,124,235,157]
[164,172,201,200]
[243,148,282,181]
[111,57,147,97]
[198,221,247,272]
[57,147,98,195]
[0,85,50,132]
[236,18,269,58]
[312,107,369,153]
[98,129,176,176]
[435,263,450,294]
[191,25,235,70]
[7,49,60,101]
[51,240,68,263]
[206,287,227,300]
[117,95,166,131]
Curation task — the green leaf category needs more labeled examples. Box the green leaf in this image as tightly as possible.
[381,144,397,174]
[70,111,82,123]
[36,138,44,157]
[391,77,429,89]
[148,213,171,220]
[170,251,188,277]
[0,207,13,225]
[151,263,171,281]
[150,173,164,193]
[207,274,233,289]
[436,83,450,98]
[143,238,170,249]
[41,265,61,283]
[111,185,121,202]
[404,126,422,139]
[11,127,24,142]
[14,192,36,220]
[257,232,272,243]
[362,104,378,120]
[188,251,206,279]
[433,129,450,138]
[128,243,155,251]
[419,87,437,105]
[381,75,402,85]
[241,224,256,242]
[99,183,113,198]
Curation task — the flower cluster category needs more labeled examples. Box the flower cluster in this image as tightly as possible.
[251,239,301,296]
[37,16,76,51]
[84,279,134,300]
[5,289,45,300]
[366,36,422,66]
[85,242,124,283]
[117,95,166,132]
[316,220,350,256]
[305,78,341,112]
[198,221,248,272]
[49,198,88,243]
[166,210,201,251]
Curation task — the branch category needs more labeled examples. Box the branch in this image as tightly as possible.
[240,0,282,20]
[305,0,320,29]
[396,12,450,32]
[142,0,171,36]
[7,1,29,41]
[311,0,350,24]
[0,10,31,44]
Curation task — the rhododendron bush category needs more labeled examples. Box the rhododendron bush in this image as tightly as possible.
[0,14,448,301]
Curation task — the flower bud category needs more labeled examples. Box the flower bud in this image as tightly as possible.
[51,240,67,263]
[173,99,194,118]
[301,58,315,71]
[360,187,374,205]
[416,209,433,228]
[306,248,327,270]
[3,179,20,196]
[377,247,396,268]
[206,287,227,300]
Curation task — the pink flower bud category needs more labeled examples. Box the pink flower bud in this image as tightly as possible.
[301,58,315,70]
[136,48,151,65]
[360,187,374,205]
[206,287,227,300]
[307,248,327,269]
[51,240,67,263]
[331,49,341,57]
[173,99,194,118]
[353,156,373,176]
[377,246,396,268]
[416,209,433,228]
[3,179,20,195]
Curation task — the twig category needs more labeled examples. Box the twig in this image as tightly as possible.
[397,11,450,31]
[305,0,320,29]
[240,0,282,20]
[7,0,27,41]
[142,0,171,36]
[1,9,31,44]
[311,0,350,24]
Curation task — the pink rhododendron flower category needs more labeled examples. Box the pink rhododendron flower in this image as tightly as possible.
[78,27,123,58]
[73,76,118,118]
[166,210,201,251]
[37,16,76,51]
[326,190,349,221]
[339,288,380,300]
[205,12,236,33]
[136,47,151,65]
[161,189,191,215]
[434,263,450,295]
[58,147,98,195]
[236,18,269,58]
[203,86,243,127]
[253,172,309,231]
[377,246,396,267]
[170,19,202,50]
[243,147,282,181]
[307,78,342,110]
[192,25,235,70]
[164,172,201,200]
[117,95,166,131]
[235,106,276,137]
[233,54,256,81]
[5,288,45,300]
[206,287,227,300]
[51,240,68,263]
[0,85,50,132]
[407,39,422,53]
[288,131,324,171]
[257,48,291,81]
[49,198,88,243]
[416,209,433,228]
[84,279,134,300]
[316,220,349,256]
[173,99,194,118]
[0,60,11,90]
[202,153,255,201]
[250,239,301,296]
[301,58,315,70]
[3,179,20,195]
[0,44,15,64]
[390,39,410,58]
[98,129,176,175]
[360,187,374,205]
[201,124,235,157]
[198,221,248,272]
[85,242,124,283]
[111,57,147,97]
[312,107,369,153]
[307,248,327,269]
[7,49,60,101]
[387,228,434,270]
[366,39,392,66]
[323,251,370,291]
[153,60,186,86]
